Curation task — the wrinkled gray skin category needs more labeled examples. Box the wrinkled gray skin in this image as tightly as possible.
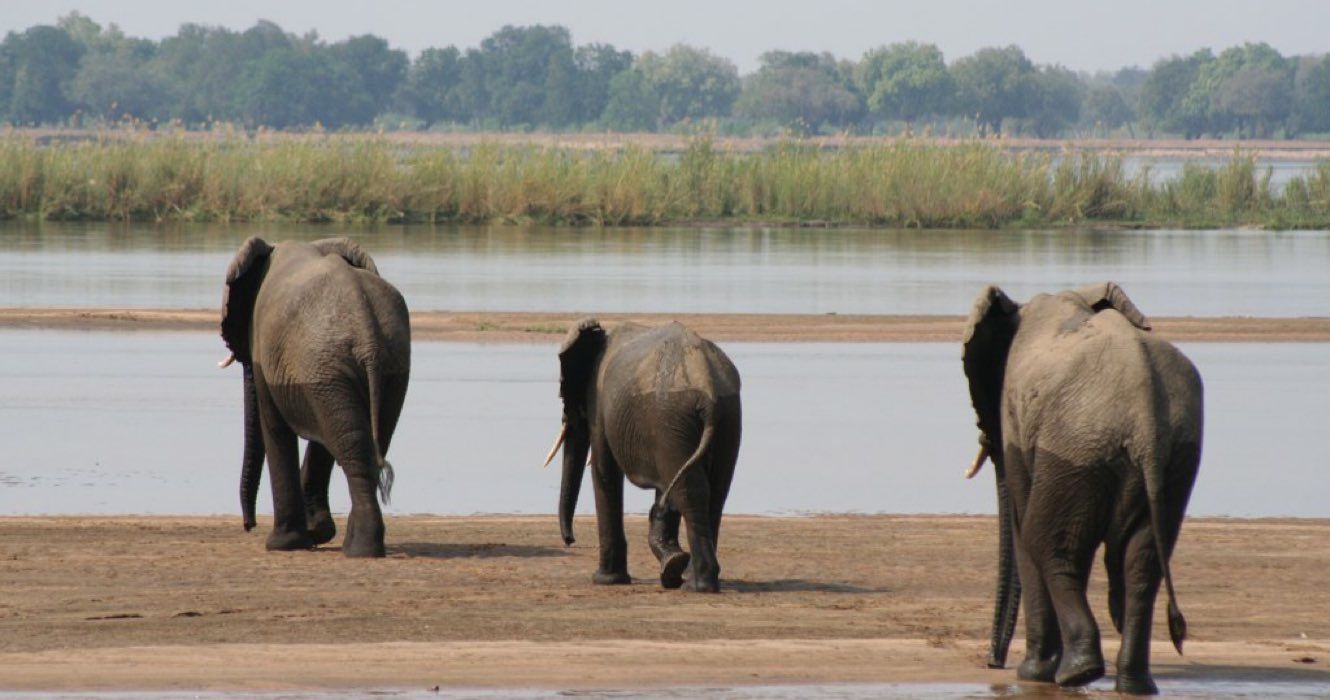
[962,282,1202,695]
[556,319,741,592]
[222,237,410,558]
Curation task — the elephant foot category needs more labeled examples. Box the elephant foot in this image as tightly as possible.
[660,551,690,589]
[1115,673,1159,696]
[1016,653,1060,683]
[342,516,385,558]
[1055,649,1106,687]
[592,570,632,585]
[265,527,314,552]
[306,510,337,546]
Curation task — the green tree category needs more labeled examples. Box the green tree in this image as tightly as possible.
[601,67,657,131]
[950,45,1036,134]
[1138,50,1212,137]
[1215,64,1292,137]
[575,43,633,124]
[1294,55,1330,134]
[1023,65,1084,137]
[473,25,579,127]
[233,46,357,128]
[153,22,292,124]
[0,25,85,124]
[636,44,740,127]
[735,51,860,133]
[854,42,953,125]
[328,34,407,124]
[1082,84,1134,131]
[398,46,462,126]
[1188,43,1291,136]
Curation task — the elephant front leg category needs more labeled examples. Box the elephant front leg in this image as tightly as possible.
[590,455,630,585]
[301,441,337,546]
[649,500,689,589]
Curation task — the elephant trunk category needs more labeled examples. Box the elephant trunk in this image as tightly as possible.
[558,428,589,547]
[987,462,1021,668]
[239,362,265,532]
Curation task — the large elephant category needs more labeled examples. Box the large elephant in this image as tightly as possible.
[220,236,410,558]
[961,282,1202,694]
[544,319,742,592]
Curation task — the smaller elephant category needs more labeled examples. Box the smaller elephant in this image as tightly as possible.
[962,282,1202,694]
[220,237,410,558]
[544,319,742,592]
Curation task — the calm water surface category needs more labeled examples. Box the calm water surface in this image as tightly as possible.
[2,222,1328,316]
[0,331,1323,519]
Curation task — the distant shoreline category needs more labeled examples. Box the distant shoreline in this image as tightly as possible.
[2,308,1328,343]
[18,128,1330,160]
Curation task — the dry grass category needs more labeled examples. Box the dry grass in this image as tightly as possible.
[0,132,1327,228]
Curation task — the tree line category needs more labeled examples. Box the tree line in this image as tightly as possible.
[3,13,1329,138]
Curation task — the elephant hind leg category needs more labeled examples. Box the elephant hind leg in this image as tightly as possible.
[672,468,721,593]
[301,441,337,545]
[325,425,385,558]
[649,501,689,589]
[1114,524,1163,695]
[1023,453,1117,688]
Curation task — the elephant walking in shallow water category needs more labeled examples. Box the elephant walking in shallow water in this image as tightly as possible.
[220,236,410,558]
[961,282,1202,695]
[544,319,742,592]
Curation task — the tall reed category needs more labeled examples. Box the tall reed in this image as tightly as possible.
[0,134,1325,229]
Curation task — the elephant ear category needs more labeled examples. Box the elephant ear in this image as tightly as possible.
[1074,281,1151,330]
[962,286,1020,450]
[558,318,607,421]
[220,236,274,364]
[312,237,380,276]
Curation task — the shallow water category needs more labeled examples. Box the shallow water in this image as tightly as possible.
[0,330,1323,519]
[2,222,1328,316]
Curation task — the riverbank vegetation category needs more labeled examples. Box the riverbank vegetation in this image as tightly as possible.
[0,136,1327,228]
[4,14,1330,140]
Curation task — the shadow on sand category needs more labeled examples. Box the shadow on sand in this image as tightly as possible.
[385,541,570,559]
[724,578,886,594]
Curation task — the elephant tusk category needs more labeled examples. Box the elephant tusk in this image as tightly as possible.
[218,353,236,369]
[965,443,989,479]
[542,423,567,468]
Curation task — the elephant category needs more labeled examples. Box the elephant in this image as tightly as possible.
[543,319,742,592]
[219,236,410,558]
[961,282,1202,695]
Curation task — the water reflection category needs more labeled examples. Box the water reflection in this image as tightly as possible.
[0,331,1324,519]
[1,222,1327,316]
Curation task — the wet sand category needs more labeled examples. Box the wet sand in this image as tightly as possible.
[2,308,1329,343]
[0,515,1326,692]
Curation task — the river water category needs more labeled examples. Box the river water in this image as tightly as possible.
[2,222,1329,316]
[0,330,1323,518]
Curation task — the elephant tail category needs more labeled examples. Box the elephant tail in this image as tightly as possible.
[655,411,716,510]
[1143,445,1185,655]
[366,361,394,506]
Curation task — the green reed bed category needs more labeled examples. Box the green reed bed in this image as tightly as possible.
[0,135,1327,228]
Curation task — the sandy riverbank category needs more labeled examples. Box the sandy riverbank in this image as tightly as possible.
[2,308,1329,343]
[0,515,1325,692]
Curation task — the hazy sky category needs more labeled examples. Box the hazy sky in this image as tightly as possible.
[5,0,1329,73]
